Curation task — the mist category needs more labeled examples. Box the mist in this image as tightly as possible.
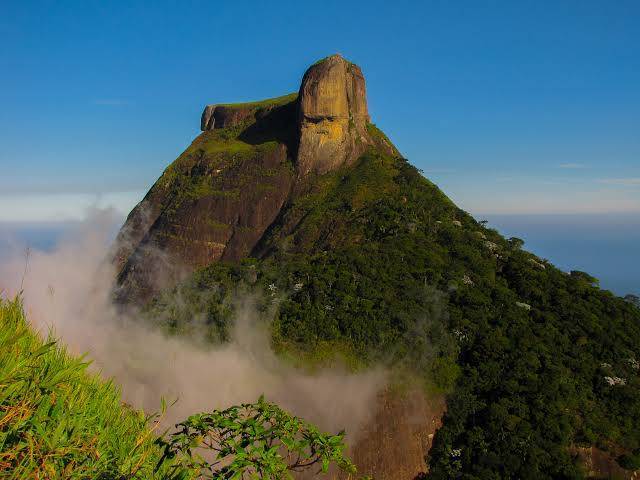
[0,208,387,437]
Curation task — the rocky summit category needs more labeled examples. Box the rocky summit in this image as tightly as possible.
[200,54,374,176]
[112,54,393,303]
[296,54,373,176]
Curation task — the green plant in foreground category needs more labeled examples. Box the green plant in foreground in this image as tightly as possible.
[0,296,171,479]
[157,396,356,479]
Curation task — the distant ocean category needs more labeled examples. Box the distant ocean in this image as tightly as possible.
[481,213,639,297]
[0,222,79,254]
[0,214,638,297]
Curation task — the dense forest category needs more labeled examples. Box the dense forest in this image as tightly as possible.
[4,121,639,479]
[148,143,640,479]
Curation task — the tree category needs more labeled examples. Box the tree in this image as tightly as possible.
[508,237,525,250]
[570,270,599,286]
[156,396,357,479]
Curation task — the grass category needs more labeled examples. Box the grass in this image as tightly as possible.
[0,295,362,479]
[366,122,400,156]
[214,92,297,109]
[0,296,181,479]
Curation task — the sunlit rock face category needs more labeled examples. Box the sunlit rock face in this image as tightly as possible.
[296,54,372,176]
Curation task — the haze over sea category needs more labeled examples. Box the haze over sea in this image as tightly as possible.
[1,213,637,298]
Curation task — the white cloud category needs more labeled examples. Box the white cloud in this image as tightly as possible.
[0,191,143,222]
[558,163,587,169]
[598,178,640,187]
[464,196,640,215]
[434,175,640,215]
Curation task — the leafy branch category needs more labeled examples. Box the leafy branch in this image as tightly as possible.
[156,396,357,479]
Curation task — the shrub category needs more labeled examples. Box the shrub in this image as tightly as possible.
[157,396,356,479]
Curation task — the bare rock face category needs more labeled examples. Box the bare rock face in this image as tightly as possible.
[570,446,638,479]
[296,54,372,176]
[341,389,445,480]
[296,389,446,480]
[200,55,375,175]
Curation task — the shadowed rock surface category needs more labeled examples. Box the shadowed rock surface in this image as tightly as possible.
[113,99,298,302]
[201,93,298,131]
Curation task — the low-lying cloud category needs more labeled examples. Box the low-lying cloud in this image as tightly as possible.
[598,177,640,187]
[0,208,386,436]
[557,163,587,169]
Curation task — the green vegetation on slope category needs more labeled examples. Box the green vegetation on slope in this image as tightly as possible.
[0,297,361,479]
[149,145,640,478]
[153,96,298,217]
[158,127,285,202]
[428,246,640,478]
[0,297,168,479]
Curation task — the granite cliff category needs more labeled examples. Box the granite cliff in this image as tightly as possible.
[113,54,393,302]
[296,54,373,176]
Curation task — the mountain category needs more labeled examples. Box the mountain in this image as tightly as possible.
[112,55,640,479]
[112,54,395,303]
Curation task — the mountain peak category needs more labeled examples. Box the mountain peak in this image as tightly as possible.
[297,54,371,175]
[200,55,373,176]
[114,55,394,302]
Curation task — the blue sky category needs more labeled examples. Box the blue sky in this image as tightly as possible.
[1,0,639,221]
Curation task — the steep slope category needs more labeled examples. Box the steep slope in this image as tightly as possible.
[0,297,172,479]
[112,94,299,303]
[113,55,640,479]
